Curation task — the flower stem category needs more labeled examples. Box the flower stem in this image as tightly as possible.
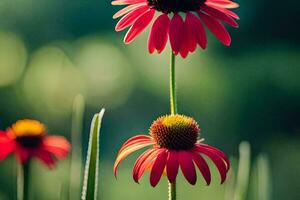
[17,162,30,200]
[170,52,177,115]
[168,181,177,200]
[169,51,177,200]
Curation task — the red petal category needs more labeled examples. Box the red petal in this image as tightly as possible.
[118,135,153,155]
[150,150,167,187]
[192,151,211,185]
[124,9,155,44]
[169,14,184,54]
[206,0,239,9]
[198,12,231,46]
[112,0,147,6]
[136,149,162,182]
[166,151,179,183]
[197,143,230,171]
[113,3,147,19]
[42,136,71,159]
[34,149,55,168]
[115,6,150,31]
[0,133,15,160]
[114,137,154,177]
[179,151,197,185]
[201,5,238,27]
[197,147,227,184]
[208,5,239,19]
[186,12,207,49]
[15,146,30,164]
[133,149,156,182]
[148,14,170,54]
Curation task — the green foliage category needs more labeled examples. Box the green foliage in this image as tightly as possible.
[81,109,105,200]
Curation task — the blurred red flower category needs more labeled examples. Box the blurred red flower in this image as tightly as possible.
[112,0,239,58]
[114,115,230,187]
[0,119,70,167]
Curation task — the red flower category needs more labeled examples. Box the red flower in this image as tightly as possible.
[112,0,239,58]
[0,119,71,167]
[114,115,230,187]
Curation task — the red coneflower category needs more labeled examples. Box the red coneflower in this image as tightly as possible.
[114,114,230,187]
[0,119,70,167]
[112,0,239,58]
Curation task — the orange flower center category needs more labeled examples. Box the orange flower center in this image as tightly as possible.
[9,120,46,148]
[150,115,200,150]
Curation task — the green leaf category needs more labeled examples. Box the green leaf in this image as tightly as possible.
[81,109,105,200]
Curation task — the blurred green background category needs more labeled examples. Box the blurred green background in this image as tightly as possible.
[0,0,299,199]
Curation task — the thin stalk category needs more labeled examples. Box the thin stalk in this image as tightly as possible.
[17,162,30,200]
[168,51,177,200]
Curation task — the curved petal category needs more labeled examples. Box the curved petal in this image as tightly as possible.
[112,0,147,6]
[169,14,184,55]
[136,149,162,183]
[124,9,155,44]
[42,136,71,159]
[150,149,167,187]
[201,5,238,27]
[179,151,197,185]
[208,5,239,19]
[33,149,55,168]
[196,143,230,171]
[206,0,239,9]
[148,14,170,54]
[118,135,153,155]
[113,3,147,19]
[192,151,211,185]
[15,146,30,164]
[198,12,231,46]
[196,147,227,184]
[133,148,156,182]
[115,6,150,31]
[114,137,154,177]
[166,150,179,183]
[0,132,16,160]
[186,12,207,49]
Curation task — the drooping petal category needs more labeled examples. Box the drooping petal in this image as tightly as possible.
[186,12,207,49]
[191,151,211,185]
[113,3,147,19]
[148,14,170,54]
[42,136,71,159]
[208,5,239,19]
[114,136,154,177]
[166,150,179,183]
[136,149,162,183]
[206,0,239,9]
[118,135,153,155]
[150,149,167,187]
[133,149,156,182]
[169,14,184,55]
[198,12,231,46]
[196,143,230,171]
[179,151,197,185]
[201,5,238,27]
[124,9,155,44]
[112,0,147,6]
[0,132,16,160]
[15,146,30,164]
[196,147,227,184]
[115,6,150,31]
[33,149,55,168]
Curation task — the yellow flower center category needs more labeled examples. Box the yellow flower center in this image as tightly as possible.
[150,114,200,150]
[10,119,46,138]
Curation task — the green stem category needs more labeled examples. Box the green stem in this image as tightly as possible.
[170,52,177,115]
[17,162,30,200]
[169,51,177,200]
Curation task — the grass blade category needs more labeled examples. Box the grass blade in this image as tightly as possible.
[69,94,85,199]
[233,141,251,200]
[81,109,105,200]
[256,154,272,200]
